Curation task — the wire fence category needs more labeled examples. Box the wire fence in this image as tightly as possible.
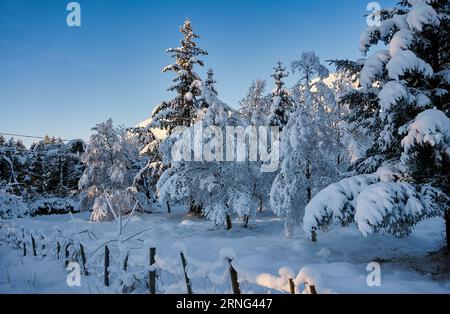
[0,222,319,294]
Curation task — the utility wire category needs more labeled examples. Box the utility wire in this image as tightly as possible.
[0,146,83,158]
[0,132,71,142]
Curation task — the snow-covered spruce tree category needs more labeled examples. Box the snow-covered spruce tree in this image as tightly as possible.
[270,52,342,238]
[205,68,218,97]
[79,119,138,222]
[269,62,294,131]
[157,80,259,229]
[239,79,271,126]
[198,68,218,112]
[150,18,208,133]
[303,0,450,249]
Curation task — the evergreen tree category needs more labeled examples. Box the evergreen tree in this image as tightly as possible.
[269,62,294,130]
[205,68,218,96]
[151,18,208,133]
[303,0,450,250]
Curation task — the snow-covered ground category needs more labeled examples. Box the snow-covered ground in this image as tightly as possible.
[0,206,449,294]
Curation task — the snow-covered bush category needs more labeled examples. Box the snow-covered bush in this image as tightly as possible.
[0,189,28,219]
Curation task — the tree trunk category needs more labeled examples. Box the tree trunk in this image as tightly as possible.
[228,258,241,294]
[189,200,203,217]
[445,209,450,253]
[226,214,232,230]
[166,201,171,214]
[307,186,312,203]
[104,245,110,287]
[149,248,156,294]
[244,215,249,228]
[180,252,193,294]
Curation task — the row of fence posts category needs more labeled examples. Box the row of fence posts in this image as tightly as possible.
[2,224,316,294]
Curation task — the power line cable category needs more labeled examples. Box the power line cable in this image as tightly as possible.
[0,132,71,142]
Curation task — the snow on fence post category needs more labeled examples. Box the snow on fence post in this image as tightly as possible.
[31,234,37,256]
[104,245,110,287]
[288,278,296,294]
[180,252,193,294]
[294,267,321,294]
[306,283,317,295]
[80,244,88,275]
[227,258,240,294]
[149,247,156,294]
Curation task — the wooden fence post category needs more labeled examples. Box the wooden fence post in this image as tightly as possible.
[227,258,240,294]
[40,235,46,258]
[80,244,88,275]
[104,245,110,287]
[180,252,193,294]
[56,241,61,260]
[307,283,317,295]
[65,243,70,267]
[31,234,37,256]
[123,251,129,272]
[149,248,156,294]
[289,278,296,294]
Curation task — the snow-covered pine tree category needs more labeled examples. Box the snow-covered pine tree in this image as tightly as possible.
[239,79,271,126]
[198,68,218,112]
[269,62,294,130]
[303,0,450,250]
[79,119,136,222]
[151,18,208,133]
[205,68,218,96]
[270,52,341,238]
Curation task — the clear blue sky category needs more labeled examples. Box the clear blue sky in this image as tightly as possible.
[0,0,396,146]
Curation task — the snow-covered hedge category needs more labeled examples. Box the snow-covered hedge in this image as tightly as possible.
[28,197,79,217]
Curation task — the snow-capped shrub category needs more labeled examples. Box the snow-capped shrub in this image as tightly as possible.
[90,195,111,222]
[28,197,79,217]
[0,189,28,219]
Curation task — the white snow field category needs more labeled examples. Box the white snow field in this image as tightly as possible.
[0,206,449,294]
